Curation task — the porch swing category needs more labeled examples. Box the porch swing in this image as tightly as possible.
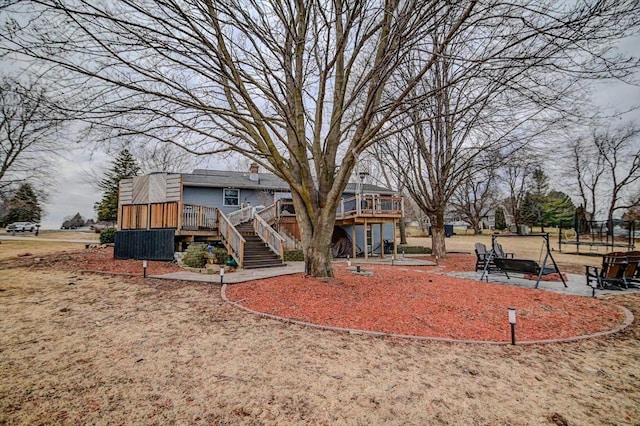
[480,233,567,289]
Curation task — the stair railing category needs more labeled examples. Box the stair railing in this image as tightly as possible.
[257,203,277,224]
[226,205,254,226]
[253,212,285,262]
[279,228,302,250]
[218,210,246,268]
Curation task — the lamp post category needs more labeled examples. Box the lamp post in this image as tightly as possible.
[142,260,148,278]
[220,267,225,285]
[508,308,516,345]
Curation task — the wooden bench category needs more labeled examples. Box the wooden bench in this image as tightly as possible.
[586,251,640,297]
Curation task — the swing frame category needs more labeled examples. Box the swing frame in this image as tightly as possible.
[480,233,567,288]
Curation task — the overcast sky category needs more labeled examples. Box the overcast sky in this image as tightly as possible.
[8,28,638,229]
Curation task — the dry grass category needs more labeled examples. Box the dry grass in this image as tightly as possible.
[1,238,639,425]
[0,240,91,261]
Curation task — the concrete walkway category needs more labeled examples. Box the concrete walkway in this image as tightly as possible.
[151,262,306,284]
[151,256,638,298]
[151,256,436,284]
[447,270,640,298]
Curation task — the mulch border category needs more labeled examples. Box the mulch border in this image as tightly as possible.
[220,284,634,345]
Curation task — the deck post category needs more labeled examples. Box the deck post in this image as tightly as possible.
[364,218,368,260]
[393,219,398,258]
[352,221,357,260]
[380,222,384,259]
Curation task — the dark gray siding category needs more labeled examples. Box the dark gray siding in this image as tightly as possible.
[114,229,175,261]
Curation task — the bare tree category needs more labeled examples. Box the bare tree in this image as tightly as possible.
[120,141,201,174]
[374,1,638,256]
[0,76,64,198]
[594,124,640,223]
[2,0,638,272]
[500,153,540,234]
[3,0,483,276]
[449,158,500,234]
[566,124,640,224]
[567,136,606,220]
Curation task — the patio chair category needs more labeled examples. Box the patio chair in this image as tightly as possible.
[586,252,628,297]
[474,243,491,272]
[494,242,514,259]
[623,251,640,287]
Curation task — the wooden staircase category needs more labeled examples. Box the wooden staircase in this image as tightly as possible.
[235,222,284,269]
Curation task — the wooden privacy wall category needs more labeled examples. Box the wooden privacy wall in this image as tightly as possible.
[119,173,181,205]
[121,203,179,230]
[121,205,148,230]
[150,202,179,228]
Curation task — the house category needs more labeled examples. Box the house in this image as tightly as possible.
[116,164,404,268]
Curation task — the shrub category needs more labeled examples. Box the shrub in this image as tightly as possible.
[397,245,431,254]
[284,249,304,261]
[212,247,228,264]
[182,243,208,268]
[99,227,116,244]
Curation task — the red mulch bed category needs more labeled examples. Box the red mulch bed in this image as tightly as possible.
[17,246,184,276]
[226,254,627,342]
[14,249,627,342]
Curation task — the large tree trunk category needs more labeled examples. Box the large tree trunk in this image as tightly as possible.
[291,191,337,277]
[399,219,407,245]
[430,208,447,258]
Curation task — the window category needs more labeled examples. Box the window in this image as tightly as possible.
[223,189,239,206]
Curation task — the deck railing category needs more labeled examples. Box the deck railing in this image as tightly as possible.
[218,210,246,268]
[182,204,217,230]
[275,195,403,219]
[337,194,403,217]
[253,212,285,261]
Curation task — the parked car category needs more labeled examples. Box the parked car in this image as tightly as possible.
[6,221,36,232]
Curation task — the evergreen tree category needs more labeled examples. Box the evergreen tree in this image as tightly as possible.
[543,191,576,227]
[62,212,86,229]
[519,168,550,231]
[494,207,506,231]
[94,149,140,222]
[4,183,41,223]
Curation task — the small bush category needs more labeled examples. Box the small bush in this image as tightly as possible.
[212,247,228,264]
[182,243,208,268]
[397,245,431,254]
[99,227,116,244]
[284,249,304,261]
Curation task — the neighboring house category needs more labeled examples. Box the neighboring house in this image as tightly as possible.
[116,164,404,268]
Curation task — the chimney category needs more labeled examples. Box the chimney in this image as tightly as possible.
[249,163,259,182]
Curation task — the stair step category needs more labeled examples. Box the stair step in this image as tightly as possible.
[230,220,285,269]
[243,261,285,269]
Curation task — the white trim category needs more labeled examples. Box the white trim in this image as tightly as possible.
[223,188,240,206]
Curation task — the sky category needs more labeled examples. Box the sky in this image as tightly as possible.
[5,20,639,229]
[39,82,640,230]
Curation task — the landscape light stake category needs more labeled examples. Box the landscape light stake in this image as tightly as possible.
[142,260,147,278]
[220,267,224,285]
[347,255,351,267]
[508,308,516,345]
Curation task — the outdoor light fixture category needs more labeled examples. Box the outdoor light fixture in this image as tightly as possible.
[142,260,148,278]
[220,267,225,285]
[347,255,351,267]
[508,308,516,345]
